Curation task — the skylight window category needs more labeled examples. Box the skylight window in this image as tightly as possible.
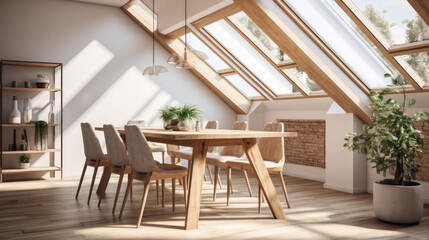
[225,74,261,98]
[230,11,291,62]
[283,68,322,92]
[401,52,429,83]
[204,19,294,95]
[352,0,429,46]
[284,0,405,89]
[180,33,229,71]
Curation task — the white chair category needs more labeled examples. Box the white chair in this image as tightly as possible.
[226,122,290,211]
[119,125,188,228]
[97,124,132,214]
[76,122,109,204]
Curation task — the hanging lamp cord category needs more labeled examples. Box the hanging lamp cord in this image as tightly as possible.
[184,0,187,60]
[152,0,155,66]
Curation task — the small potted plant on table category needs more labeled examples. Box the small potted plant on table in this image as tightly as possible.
[159,104,202,131]
[344,74,429,224]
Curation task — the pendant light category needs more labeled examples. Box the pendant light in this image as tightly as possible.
[143,0,168,76]
[167,0,208,69]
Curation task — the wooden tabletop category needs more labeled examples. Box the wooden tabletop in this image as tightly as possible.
[94,127,297,140]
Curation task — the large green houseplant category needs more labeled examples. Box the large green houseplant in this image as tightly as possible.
[344,74,428,224]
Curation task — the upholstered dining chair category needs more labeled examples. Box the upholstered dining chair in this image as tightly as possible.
[97,124,132,214]
[119,125,188,228]
[205,121,251,203]
[76,122,110,204]
[226,122,290,211]
[167,121,219,184]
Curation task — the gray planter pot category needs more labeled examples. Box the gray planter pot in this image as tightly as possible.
[373,180,423,224]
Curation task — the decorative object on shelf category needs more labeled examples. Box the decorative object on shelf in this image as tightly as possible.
[159,105,180,130]
[8,129,18,151]
[34,120,48,151]
[35,74,49,88]
[18,155,30,169]
[48,100,55,124]
[21,129,29,151]
[344,73,429,224]
[11,81,17,87]
[167,0,208,69]
[9,96,21,124]
[23,98,32,124]
[142,0,168,76]
[24,81,31,88]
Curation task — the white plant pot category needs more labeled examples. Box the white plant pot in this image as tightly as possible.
[373,180,423,224]
[19,163,30,169]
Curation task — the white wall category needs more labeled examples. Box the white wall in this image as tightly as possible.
[0,0,236,178]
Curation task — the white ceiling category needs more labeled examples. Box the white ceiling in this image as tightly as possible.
[72,0,232,34]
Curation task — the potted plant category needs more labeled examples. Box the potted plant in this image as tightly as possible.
[159,105,180,130]
[176,104,202,131]
[344,74,429,224]
[19,155,30,169]
[34,120,48,150]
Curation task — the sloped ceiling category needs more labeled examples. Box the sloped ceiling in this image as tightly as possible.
[72,0,129,7]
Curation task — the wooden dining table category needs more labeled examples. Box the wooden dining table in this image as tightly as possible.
[95,127,297,230]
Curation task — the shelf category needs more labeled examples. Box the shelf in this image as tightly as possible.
[1,166,61,174]
[2,149,61,155]
[1,60,61,68]
[2,87,61,92]
[2,124,61,127]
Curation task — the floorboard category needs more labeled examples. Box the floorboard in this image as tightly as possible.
[0,170,428,239]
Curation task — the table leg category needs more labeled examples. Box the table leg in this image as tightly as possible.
[185,140,208,230]
[242,138,286,219]
[97,166,111,194]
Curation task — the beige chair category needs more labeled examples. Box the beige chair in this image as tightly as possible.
[205,121,250,203]
[127,120,166,163]
[76,122,110,204]
[226,122,290,211]
[97,124,132,214]
[167,121,219,184]
[119,125,188,228]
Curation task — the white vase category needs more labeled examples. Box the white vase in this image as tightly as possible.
[9,96,21,124]
[23,98,32,124]
[19,162,30,169]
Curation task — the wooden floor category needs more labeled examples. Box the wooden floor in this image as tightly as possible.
[0,170,428,240]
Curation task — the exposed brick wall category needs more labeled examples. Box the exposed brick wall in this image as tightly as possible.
[413,121,429,181]
[280,120,325,168]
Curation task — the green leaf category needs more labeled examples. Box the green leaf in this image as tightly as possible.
[408,99,416,107]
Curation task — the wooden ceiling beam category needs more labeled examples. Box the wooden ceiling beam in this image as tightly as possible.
[233,0,372,123]
[408,0,429,26]
[122,1,251,114]
[388,40,429,56]
[192,4,241,29]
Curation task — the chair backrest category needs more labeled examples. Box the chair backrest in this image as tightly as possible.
[258,122,284,164]
[220,121,248,157]
[205,121,219,153]
[124,125,160,173]
[81,122,105,160]
[103,124,128,167]
[127,120,147,128]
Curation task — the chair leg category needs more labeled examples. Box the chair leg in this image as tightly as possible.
[112,167,125,214]
[172,178,176,212]
[128,173,133,201]
[217,171,222,189]
[183,176,187,209]
[230,170,233,194]
[203,169,207,182]
[278,172,291,208]
[162,180,165,208]
[207,165,213,184]
[136,177,151,228]
[258,184,262,214]
[162,151,165,164]
[242,170,253,197]
[227,167,231,206]
[119,172,134,219]
[213,166,219,202]
[156,180,159,205]
[75,160,88,199]
[87,159,100,204]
